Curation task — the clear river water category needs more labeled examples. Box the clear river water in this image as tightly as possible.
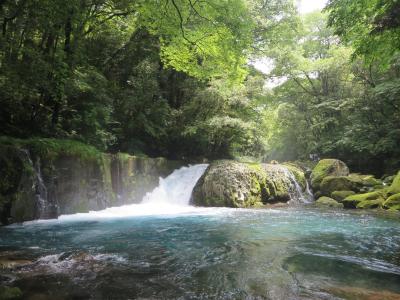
[1,165,400,299]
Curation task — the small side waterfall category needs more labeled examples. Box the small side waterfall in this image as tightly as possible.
[21,150,57,219]
[281,167,314,204]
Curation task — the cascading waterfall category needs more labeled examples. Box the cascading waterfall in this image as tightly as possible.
[51,163,312,223]
[142,164,209,206]
[57,164,209,221]
[280,166,314,204]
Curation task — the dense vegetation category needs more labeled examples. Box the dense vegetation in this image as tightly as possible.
[0,0,399,174]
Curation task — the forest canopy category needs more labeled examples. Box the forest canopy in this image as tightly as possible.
[0,0,399,174]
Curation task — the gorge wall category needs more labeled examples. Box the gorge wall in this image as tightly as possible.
[0,138,181,225]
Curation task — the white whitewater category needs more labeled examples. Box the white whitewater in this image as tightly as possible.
[56,164,212,221]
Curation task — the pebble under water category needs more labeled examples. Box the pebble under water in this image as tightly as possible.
[1,207,400,300]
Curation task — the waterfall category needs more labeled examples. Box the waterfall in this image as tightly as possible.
[57,164,209,221]
[142,164,209,206]
[278,166,314,204]
[20,150,58,219]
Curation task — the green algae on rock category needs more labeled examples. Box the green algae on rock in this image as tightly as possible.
[383,193,400,210]
[331,190,356,201]
[315,196,344,208]
[191,160,309,208]
[311,159,349,191]
[388,171,400,195]
[320,176,360,196]
[342,190,387,209]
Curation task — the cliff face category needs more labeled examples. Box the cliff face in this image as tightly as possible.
[0,139,181,225]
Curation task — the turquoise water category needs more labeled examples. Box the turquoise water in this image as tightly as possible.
[1,207,400,299]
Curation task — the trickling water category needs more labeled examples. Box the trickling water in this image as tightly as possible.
[280,166,314,204]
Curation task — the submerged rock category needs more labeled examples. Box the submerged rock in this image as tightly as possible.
[191,160,310,208]
[315,196,343,208]
[311,159,349,191]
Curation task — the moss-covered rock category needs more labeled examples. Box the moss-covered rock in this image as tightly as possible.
[356,199,384,209]
[388,171,400,195]
[342,190,387,209]
[191,160,309,207]
[0,137,181,224]
[191,160,265,207]
[316,196,344,208]
[383,193,400,211]
[320,176,360,196]
[331,190,355,201]
[311,159,349,191]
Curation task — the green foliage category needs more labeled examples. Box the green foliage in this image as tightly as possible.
[0,137,102,161]
[326,0,400,68]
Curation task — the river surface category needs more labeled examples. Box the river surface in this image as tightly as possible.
[1,165,400,299]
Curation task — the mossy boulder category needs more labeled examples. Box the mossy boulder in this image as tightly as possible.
[331,190,355,201]
[311,159,349,191]
[388,171,400,195]
[342,190,387,209]
[348,174,382,188]
[320,176,361,196]
[383,193,400,211]
[191,160,308,207]
[356,199,384,209]
[316,196,344,208]
[191,160,265,207]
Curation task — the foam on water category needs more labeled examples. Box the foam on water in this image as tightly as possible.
[31,164,218,223]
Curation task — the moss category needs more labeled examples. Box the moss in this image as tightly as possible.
[383,193,400,210]
[342,190,387,209]
[348,173,382,187]
[320,176,359,196]
[331,190,355,201]
[356,199,384,209]
[388,171,400,195]
[316,196,344,208]
[283,163,307,190]
[0,286,23,299]
[0,136,102,162]
[311,159,349,190]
